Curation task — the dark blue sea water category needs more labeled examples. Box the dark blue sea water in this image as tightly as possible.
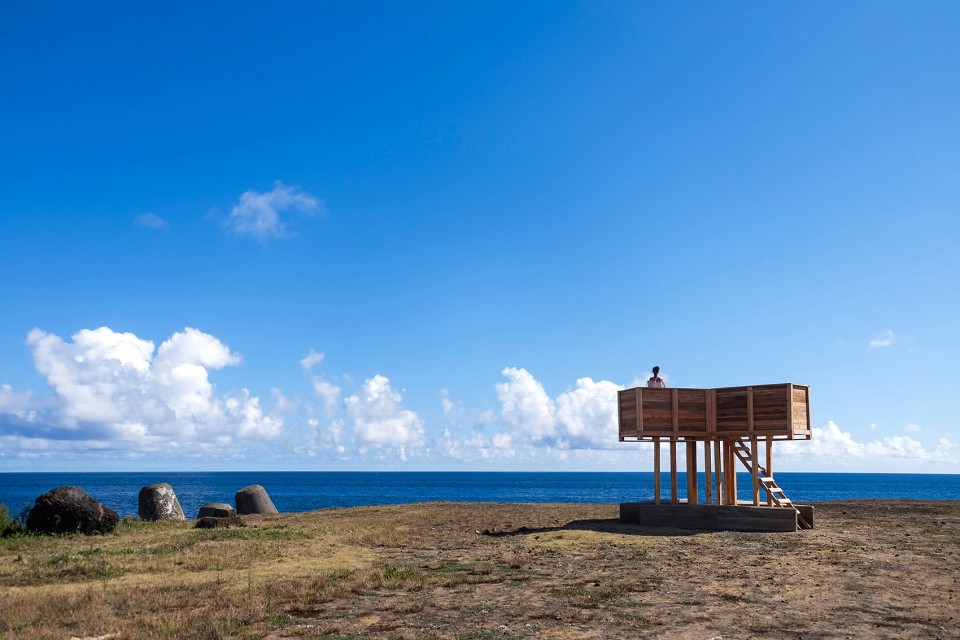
[1,472,958,519]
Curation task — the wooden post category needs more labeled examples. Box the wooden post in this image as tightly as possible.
[671,388,679,433]
[703,439,712,504]
[729,443,738,505]
[653,437,661,505]
[686,440,698,504]
[670,439,678,505]
[751,437,760,506]
[766,436,773,507]
[714,439,723,505]
[635,387,644,437]
[723,441,738,505]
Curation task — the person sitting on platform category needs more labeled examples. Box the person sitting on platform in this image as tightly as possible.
[647,365,666,388]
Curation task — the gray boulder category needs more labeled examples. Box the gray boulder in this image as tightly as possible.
[197,502,236,519]
[235,484,279,515]
[26,486,119,535]
[138,483,185,521]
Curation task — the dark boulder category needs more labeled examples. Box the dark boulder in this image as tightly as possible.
[235,484,279,515]
[138,483,185,521]
[26,486,119,535]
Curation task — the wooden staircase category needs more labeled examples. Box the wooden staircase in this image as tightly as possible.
[730,439,811,530]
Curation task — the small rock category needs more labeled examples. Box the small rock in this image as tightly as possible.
[197,503,236,519]
[195,516,245,529]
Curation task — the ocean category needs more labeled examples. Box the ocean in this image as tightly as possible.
[1,472,958,519]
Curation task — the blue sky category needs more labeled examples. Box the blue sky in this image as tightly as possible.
[1,2,958,473]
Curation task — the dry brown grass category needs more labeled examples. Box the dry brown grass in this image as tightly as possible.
[0,503,614,639]
[1,500,958,640]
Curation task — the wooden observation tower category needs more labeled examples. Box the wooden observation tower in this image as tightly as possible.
[618,383,814,531]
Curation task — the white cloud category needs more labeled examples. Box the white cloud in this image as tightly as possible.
[300,349,341,417]
[312,379,342,417]
[300,349,325,371]
[135,212,169,230]
[345,374,425,447]
[906,423,921,433]
[223,181,323,241]
[779,421,956,464]
[494,368,624,448]
[555,377,622,448]
[496,367,556,440]
[2,327,280,445]
[0,384,32,415]
[868,329,895,348]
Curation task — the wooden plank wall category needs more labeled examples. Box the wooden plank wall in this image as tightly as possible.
[618,383,810,441]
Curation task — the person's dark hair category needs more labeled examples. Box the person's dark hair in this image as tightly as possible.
[652,366,660,375]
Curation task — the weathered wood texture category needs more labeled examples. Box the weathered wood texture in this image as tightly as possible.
[619,502,807,533]
[618,383,811,441]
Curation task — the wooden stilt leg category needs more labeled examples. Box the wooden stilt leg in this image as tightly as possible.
[670,439,678,505]
[729,442,738,505]
[751,437,760,506]
[686,440,698,504]
[766,436,773,507]
[653,437,661,505]
[714,439,722,505]
[704,439,712,505]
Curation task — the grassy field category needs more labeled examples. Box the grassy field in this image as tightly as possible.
[1,500,958,639]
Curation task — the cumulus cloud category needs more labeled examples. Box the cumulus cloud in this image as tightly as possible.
[780,421,956,464]
[223,181,323,241]
[345,375,425,448]
[1,327,280,445]
[868,329,896,348]
[494,368,623,448]
[555,377,623,448]
[135,213,169,230]
[496,367,556,440]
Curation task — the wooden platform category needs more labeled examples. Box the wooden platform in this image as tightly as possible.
[618,383,811,441]
[619,502,815,533]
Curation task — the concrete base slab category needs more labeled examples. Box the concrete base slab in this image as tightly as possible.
[620,502,815,532]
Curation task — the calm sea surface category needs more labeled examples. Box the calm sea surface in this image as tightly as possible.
[1,472,958,519]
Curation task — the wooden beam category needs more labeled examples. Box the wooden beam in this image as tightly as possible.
[706,389,716,434]
[635,387,643,437]
[766,436,773,507]
[653,437,661,505]
[751,437,760,506]
[714,439,723,505]
[703,439,712,504]
[786,383,794,438]
[724,441,738,505]
[686,440,698,505]
[671,388,679,433]
[670,439,678,505]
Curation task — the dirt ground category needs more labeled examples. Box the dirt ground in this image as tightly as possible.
[1,500,958,639]
[267,500,960,640]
